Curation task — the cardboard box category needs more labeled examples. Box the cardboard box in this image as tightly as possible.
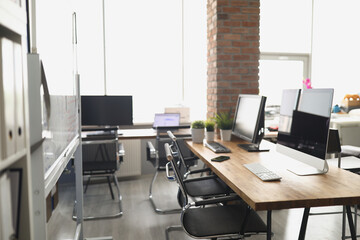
[341,94,360,108]
[46,183,59,222]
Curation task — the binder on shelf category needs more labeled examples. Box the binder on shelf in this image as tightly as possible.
[0,168,22,240]
[0,37,16,158]
[13,42,26,153]
[0,170,15,240]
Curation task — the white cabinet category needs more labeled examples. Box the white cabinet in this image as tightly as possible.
[0,0,33,239]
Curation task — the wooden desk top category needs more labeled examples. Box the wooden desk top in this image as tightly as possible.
[186,139,360,211]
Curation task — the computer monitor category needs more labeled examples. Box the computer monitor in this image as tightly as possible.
[81,95,133,126]
[232,94,268,152]
[153,113,180,128]
[276,88,334,176]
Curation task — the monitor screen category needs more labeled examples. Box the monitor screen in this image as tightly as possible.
[276,88,334,175]
[232,94,267,152]
[153,113,180,128]
[81,95,133,126]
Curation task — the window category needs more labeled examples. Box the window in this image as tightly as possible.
[259,0,312,106]
[259,54,310,106]
[260,0,360,106]
[77,0,207,123]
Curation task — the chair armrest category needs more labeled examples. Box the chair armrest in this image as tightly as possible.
[165,162,176,181]
[147,141,157,159]
[191,195,241,207]
[186,168,212,176]
[183,175,218,183]
[183,156,198,162]
[342,145,360,158]
[118,143,125,157]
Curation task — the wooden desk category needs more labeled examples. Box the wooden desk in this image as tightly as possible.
[186,139,360,240]
[118,128,191,139]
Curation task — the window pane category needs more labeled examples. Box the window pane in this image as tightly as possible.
[36,0,75,95]
[260,0,312,53]
[105,0,182,123]
[312,0,360,105]
[183,0,207,121]
[77,0,105,95]
[259,60,304,106]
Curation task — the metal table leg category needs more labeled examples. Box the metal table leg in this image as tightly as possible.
[267,210,272,240]
[346,205,357,240]
[298,207,310,240]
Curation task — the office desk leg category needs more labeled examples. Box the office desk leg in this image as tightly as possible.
[267,210,272,240]
[298,207,310,240]
[346,205,357,240]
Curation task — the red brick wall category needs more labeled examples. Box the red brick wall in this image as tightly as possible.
[207,0,260,119]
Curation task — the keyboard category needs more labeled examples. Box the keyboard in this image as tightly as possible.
[244,162,281,181]
[205,142,231,153]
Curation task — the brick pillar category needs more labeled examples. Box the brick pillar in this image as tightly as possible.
[207,0,260,119]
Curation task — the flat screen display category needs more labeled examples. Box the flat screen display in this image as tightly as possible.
[232,94,266,144]
[153,113,180,128]
[81,95,133,126]
[277,89,333,160]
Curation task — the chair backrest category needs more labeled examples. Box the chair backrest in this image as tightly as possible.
[156,137,174,169]
[149,126,195,170]
[82,133,119,173]
[327,128,341,154]
[164,143,189,207]
[167,130,197,171]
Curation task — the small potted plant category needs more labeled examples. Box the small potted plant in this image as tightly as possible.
[214,111,233,141]
[204,119,215,142]
[191,120,205,143]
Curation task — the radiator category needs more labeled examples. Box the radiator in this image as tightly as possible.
[117,139,142,177]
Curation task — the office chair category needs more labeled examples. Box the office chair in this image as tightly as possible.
[73,128,123,220]
[310,129,359,240]
[164,143,268,240]
[167,130,213,178]
[166,130,234,206]
[146,126,198,214]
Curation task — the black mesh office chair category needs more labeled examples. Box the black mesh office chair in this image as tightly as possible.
[166,130,233,206]
[310,128,357,239]
[164,143,268,240]
[73,128,123,220]
[146,126,198,214]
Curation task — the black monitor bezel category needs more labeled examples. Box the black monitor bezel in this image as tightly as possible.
[81,95,133,127]
[231,94,267,146]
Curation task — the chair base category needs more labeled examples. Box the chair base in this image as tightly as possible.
[165,225,183,240]
[149,169,181,214]
[84,237,113,240]
[73,173,123,221]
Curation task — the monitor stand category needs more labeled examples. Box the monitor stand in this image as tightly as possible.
[237,143,269,152]
[287,161,329,176]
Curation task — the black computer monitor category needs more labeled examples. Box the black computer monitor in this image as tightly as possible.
[276,88,334,176]
[232,94,268,152]
[81,95,133,126]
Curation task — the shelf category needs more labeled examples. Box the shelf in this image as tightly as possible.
[0,148,27,171]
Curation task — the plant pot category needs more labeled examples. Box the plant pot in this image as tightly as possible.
[191,128,205,143]
[205,131,215,142]
[220,129,232,141]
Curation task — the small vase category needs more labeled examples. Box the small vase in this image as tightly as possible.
[191,128,205,143]
[220,129,232,141]
[205,131,215,142]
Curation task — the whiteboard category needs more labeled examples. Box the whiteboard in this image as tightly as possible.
[34,0,79,175]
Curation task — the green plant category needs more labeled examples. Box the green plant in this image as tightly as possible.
[204,120,215,132]
[214,111,233,130]
[191,120,205,129]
